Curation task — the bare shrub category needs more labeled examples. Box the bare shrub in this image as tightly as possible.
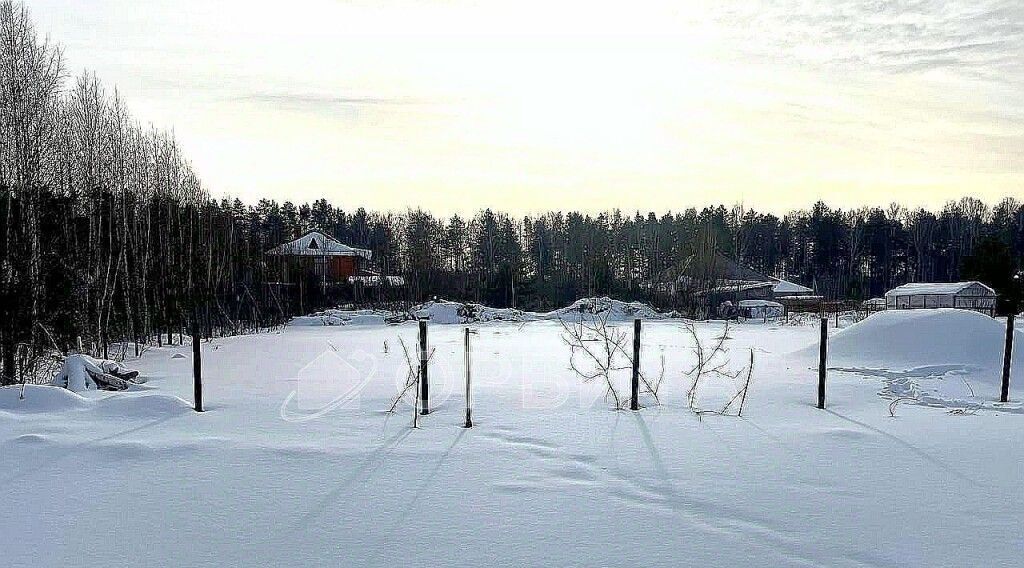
[680,321,754,418]
[387,335,434,427]
[560,313,663,410]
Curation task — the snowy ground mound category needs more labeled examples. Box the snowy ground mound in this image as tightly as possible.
[1,385,193,416]
[800,309,1023,410]
[290,309,400,327]
[412,300,538,324]
[544,297,667,322]
[0,385,90,413]
[291,297,668,326]
[413,297,666,323]
[825,309,1020,374]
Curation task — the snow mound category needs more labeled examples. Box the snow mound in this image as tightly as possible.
[412,301,537,324]
[410,300,464,323]
[292,297,668,326]
[414,297,664,324]
[809,309,1022,381]
[0,385,90,413]
[0,385,192,416]
[94,393,194,417]
[290,308,399,327]
[545,297,666,322]
[51,354,107,391]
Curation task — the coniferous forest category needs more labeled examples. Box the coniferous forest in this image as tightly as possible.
[2,0,1022,383]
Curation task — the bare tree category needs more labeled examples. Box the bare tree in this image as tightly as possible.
[0,0,63,384]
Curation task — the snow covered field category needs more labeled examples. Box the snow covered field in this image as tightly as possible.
[3,310,1024,567]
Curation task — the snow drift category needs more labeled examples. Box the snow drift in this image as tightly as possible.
[414,297,667,324]
[543,297,667,322]
[0,384,90,413]
[818,309,1022,377]
[795,309,1024,407]
[290,309,401,327]
[290,297,669,326]
[1,385,193,416]
[412,300,538,324]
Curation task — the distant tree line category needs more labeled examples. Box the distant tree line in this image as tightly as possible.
[2,0,1022,384]
[285,198,1023,314]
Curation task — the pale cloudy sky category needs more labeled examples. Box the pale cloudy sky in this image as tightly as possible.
[25,0,1024,214]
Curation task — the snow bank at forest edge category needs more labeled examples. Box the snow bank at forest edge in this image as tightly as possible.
[541,297,668,322]
[290,297,671,326]
[290,309,404,327]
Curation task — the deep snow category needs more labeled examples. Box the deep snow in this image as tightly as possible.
[808,309,1024,409]
[3,310,1023,567]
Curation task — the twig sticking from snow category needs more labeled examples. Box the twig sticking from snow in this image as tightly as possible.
[387,336,435,426]
[888,397,912,417]
[958,376,976,399]
[681,322,754,418]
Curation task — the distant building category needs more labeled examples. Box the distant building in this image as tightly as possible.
[662,251,775,303]
[659,251,823,315]
[266,230,373,282]
[770,278,814,297]
[884,281,996,316]
[265,229,406,311]
[659,250,827,311]
[862,297,887,312]
[769,276,823,312]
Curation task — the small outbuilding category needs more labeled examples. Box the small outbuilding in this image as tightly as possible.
[770,277,823,313]
[884,281,997,316]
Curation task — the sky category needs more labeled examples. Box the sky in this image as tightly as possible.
[24,0,1024,215]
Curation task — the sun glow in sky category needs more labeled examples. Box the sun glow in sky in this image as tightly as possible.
[26,0,1024,214]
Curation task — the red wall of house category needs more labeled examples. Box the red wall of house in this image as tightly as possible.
[328,256,360,279]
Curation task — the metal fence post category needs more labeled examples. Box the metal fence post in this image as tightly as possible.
[631,318,641,410]
[192,320,203,412]
[419,319,429,415]
[1001,314,1014,403]
[464,327,473,427]
[818,317,827,409]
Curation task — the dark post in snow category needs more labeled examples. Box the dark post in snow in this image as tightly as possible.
[631,318,641,411]
[419,318,429,415]
[192,317,204,412]
[1000,314,1014,403]
[464,327,473,428]
[818,317,827,409]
